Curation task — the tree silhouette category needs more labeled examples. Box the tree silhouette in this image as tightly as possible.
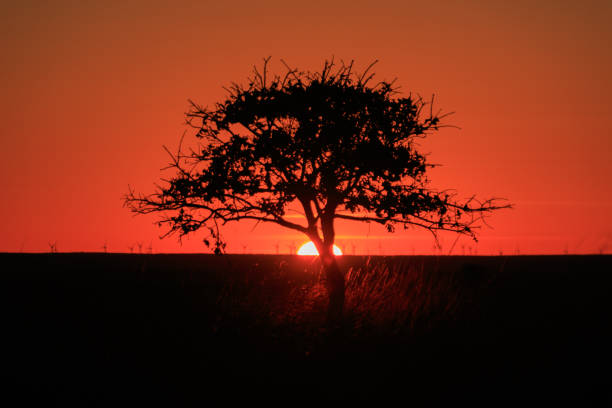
[125,58,510,323]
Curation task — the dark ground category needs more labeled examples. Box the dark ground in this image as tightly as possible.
[1,253,610,407]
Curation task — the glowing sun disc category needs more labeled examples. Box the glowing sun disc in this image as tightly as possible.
[297,241,343,256]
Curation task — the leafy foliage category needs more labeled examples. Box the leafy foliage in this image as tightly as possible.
[125,58,509,253]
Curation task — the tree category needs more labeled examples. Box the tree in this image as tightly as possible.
[125,58,510,323]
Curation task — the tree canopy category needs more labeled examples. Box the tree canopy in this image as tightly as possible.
[125,58,509,255]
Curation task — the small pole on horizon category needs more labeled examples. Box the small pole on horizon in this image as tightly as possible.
[598,240,608,254]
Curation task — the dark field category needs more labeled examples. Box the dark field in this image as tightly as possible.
[1,253,611,406]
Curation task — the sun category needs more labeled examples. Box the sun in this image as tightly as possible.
[297,241,343,256]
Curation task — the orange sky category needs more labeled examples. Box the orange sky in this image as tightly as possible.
[1,0,610,254]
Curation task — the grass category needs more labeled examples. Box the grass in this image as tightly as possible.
[1,253,611,406]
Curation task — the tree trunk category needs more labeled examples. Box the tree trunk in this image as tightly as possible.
[321,251,345,326]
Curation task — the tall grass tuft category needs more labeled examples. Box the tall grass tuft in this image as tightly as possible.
[343,257,489,339]
[207,256,495,356]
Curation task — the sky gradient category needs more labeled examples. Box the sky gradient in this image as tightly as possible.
[1,0,611,254]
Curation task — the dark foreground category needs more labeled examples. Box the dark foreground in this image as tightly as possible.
[1,253,611,406]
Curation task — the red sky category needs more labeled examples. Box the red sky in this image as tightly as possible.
[1,0,610,255]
